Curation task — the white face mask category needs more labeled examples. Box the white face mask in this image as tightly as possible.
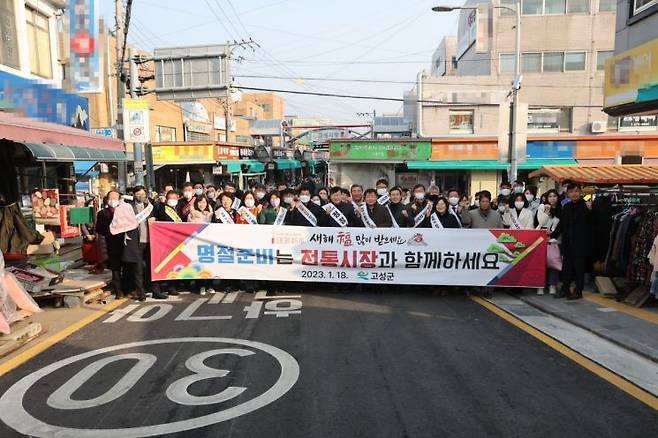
[312,199,321,206]
[283,197,294,204]
[448,197,459,206]
[376,188,388,196]
[515,201,525,210]
[414,192,425,201]
[525,194,534,202]
[256,192,266,200]
[108,199,120,208]
[183,191,193,200]
[167,199,178,207]
[271,198,281,208]
[500,189,511,197]
[244,199,255,208]
[207,191,216,199]
[499,205,507,212]
[514,186,524,194]
[299,195,311,204]
[194,188,203,196]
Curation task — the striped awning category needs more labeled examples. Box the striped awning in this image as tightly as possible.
[529,165,658,184]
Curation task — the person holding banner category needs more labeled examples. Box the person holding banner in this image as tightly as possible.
[354,189,393,228]
[502,193,535,229]
[156,191,183,223]
[387,186,407,228]
[235,192,263,225]
[259,192,288,225]
[405,184,432,228]
[176,183,196,222]
[318,187,330,205]
[213,193,237,224]
[188,195,214,223]
[375,179,389,197]
[286,186,325,227]
[320,186,358,227]
[96,190,125,299]
[430,197,461,229]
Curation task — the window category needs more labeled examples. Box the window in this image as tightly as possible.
[523,0,544,14]
[449,110,474,134]
[598,0,616,11]
[543,52,564,72]
[545,0,567,13]
[25,7,52,78]
[633,0,658,14]
[567,0,590,12]
[500,0,517,15]
[528,108,572,132]
[521,53,542,73]
[596,50,613,71]
[500,53,516,74]
[156,126,176,142]
[607,115,619,130]
[564,52,586,71]
[619,115,658,131]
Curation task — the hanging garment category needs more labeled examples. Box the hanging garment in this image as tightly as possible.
[0,203,44,254]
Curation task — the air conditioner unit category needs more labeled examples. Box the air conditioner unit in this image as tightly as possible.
[591,120,607,133]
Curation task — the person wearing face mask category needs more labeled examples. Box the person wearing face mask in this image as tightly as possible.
[401,188,411,205]
[386,186,407,228]
[177,183,195,221]
[311,195,322,206]
[446,189,464,227]
[512,179,525,195]
[524,185,540,213]
[253,184,268,204]
[499,182,512,199]
[537,189,562,296]
[375,178,389,197]
[427,184,441,205]
[469,192,481,211]
[259,192,287,225]
[286,186,325,227]
[281,189,295,209]
[95,190,127,299]
[502,193,535,229]
[319,186,358,227]
[404,184,433,228]
[188,194,214,223]
[193,183,205,198]
[430,197,461,229]
[205,185,218,209]
[354,189,393,228]
[235,191,263,225]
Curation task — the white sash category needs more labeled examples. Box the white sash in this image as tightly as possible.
[386,205,400,228]
[231,198,241,211]
[413,203,431,228]
[215,208,235,224]
[238,206,259,224]
[296,202,318,226]
[323,204,348,228]
[135,202,153,224]
[450,206,463,228]
[430,212,444,229]
[377,194,390,205]
[361,205,377,229]
[510,211,522,230]
[274,207,287,226]
[351,200,363,216]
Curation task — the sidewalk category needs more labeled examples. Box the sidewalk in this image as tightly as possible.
[518,292,658,363]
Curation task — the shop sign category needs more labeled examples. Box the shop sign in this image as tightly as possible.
[431,141,498,160]
[457,8,477,59]
[330,141,431,161]
[69,0,102,93]
[186,120,212,134]
[604,38,658,109]
[217,145,241,160]
[239,147,255,159]
[0,0,19,69]
[60,206,81,239]
[152,144,215,164]
[32,189,60,226]
[212,165,223,175]
[122,99,150,143]
[92,127,116,138]
[0,71,90,130]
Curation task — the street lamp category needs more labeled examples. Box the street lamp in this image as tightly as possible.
[432,3,522,182]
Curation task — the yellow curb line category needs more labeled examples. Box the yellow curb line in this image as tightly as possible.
[0,298,128,378]
[583,292,658,325]
[470,295,658,411]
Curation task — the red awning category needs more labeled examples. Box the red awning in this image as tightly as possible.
[0,111,124,151]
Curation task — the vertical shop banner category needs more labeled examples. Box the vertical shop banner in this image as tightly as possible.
[69,0,102,93]
[150,224,547,287]
[123,99,150,143]
[59,206,81,238]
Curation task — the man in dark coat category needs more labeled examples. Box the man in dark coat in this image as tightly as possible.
[95,190,125,298]
[319,187,358,227]
[355,189,392,228]
[405,184,432,228]
[123,186,165,301]
[551,183,593,300]
[285,186,325,226]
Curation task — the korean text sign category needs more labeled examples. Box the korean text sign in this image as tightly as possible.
[149,223,547,287]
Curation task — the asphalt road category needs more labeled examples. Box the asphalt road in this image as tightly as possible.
[0,288,656,438]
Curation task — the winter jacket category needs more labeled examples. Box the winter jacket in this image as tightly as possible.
[285,202,325,226]
[405,200,432,228]
[319,202,358,227]
[502,208,535,229]
[431,211,461,229]
[551,198,593,258]
[355,203,393,228]
[460,208,503,229]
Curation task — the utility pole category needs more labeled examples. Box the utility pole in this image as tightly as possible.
[508,2,522,183]
[115,0,127,192]
[357,110,376,138]
[129,47,144,186]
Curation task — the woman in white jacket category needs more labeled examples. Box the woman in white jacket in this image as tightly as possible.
[536,189,562,295]
[502,193,535,229]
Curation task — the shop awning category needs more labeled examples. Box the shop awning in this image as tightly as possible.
[274,159,301,170]
[529,165,658,185]
[22,143,127,162]
[224,160,266,174]
[406,158,576,171]
[0,110,124,153]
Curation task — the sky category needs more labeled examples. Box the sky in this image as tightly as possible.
[100,0,461,123]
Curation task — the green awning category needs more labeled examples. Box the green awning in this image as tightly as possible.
[22,143,127,162]
[274,159,301,170]
[224,160,265,174]
[406,158,577,170]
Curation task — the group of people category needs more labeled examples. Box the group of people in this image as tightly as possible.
[92,177,592,302]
